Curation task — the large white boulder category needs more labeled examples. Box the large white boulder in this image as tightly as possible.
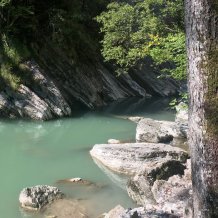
[90,143,189,175]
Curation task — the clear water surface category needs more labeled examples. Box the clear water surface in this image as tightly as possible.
[0,98,175,218]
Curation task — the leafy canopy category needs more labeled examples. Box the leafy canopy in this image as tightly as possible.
[0,0,10,7]
[96,0,186,79]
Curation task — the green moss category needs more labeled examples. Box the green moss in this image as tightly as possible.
[212,2,218,14]
[0,63,21,90]
[1,34,30,64]
[204,49,218,136]
[0,34,31,91]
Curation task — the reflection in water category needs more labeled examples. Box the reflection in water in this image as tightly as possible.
[99,97,175,121]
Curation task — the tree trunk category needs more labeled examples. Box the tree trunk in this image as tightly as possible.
[185,0,218,217]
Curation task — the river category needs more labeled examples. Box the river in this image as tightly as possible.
[0,98,175,218]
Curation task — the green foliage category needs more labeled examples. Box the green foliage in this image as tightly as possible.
[44,1,109,62]
[96,2,142,69]
[0,0,108,64]
[2,34,30,64]
[0,35,31,91]
[0,0,11,7]
[0,1,35,34]
[47,7,98,60]
[169,92,188,109]
[0,0,186,82]
[96,0,186,80]
[151,32,186,80]
[0,63,21,90]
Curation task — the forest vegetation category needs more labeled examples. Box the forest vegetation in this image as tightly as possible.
[0,0,186,90]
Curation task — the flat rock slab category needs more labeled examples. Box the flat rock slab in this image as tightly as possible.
[90,143,189,175]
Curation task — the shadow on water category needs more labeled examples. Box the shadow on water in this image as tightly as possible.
[97,97,175,121]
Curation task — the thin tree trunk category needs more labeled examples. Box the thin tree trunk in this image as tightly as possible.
[185,0,218,217]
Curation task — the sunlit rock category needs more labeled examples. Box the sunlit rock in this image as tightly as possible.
[90,143,189,175]
[127,159,186,205]
[19,185,64,211]
[127,159,192,217]
[127,116,144,123]
[107,139,121,144]
[136,118,179,143]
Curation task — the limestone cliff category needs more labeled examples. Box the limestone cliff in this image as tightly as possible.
[0,51,179,120]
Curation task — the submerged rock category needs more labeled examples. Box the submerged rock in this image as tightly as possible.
[43,198,88,218]
[90,143,188,175]
[19,185,64,211]
[136,118,179,143]
[56,177,105,189]
[57,177,93,185]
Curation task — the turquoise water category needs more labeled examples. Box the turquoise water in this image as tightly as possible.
[0,98,175,218]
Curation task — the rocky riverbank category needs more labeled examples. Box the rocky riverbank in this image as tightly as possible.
[90,103,191,218]
[18,103,189,218]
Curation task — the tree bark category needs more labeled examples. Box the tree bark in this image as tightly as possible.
[185,0,218,217]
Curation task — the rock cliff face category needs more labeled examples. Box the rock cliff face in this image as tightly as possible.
[0,44,179,120]
[0,61,72,120]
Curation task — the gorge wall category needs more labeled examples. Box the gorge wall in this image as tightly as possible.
[0,1,180,120]
[0,41,179,120]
